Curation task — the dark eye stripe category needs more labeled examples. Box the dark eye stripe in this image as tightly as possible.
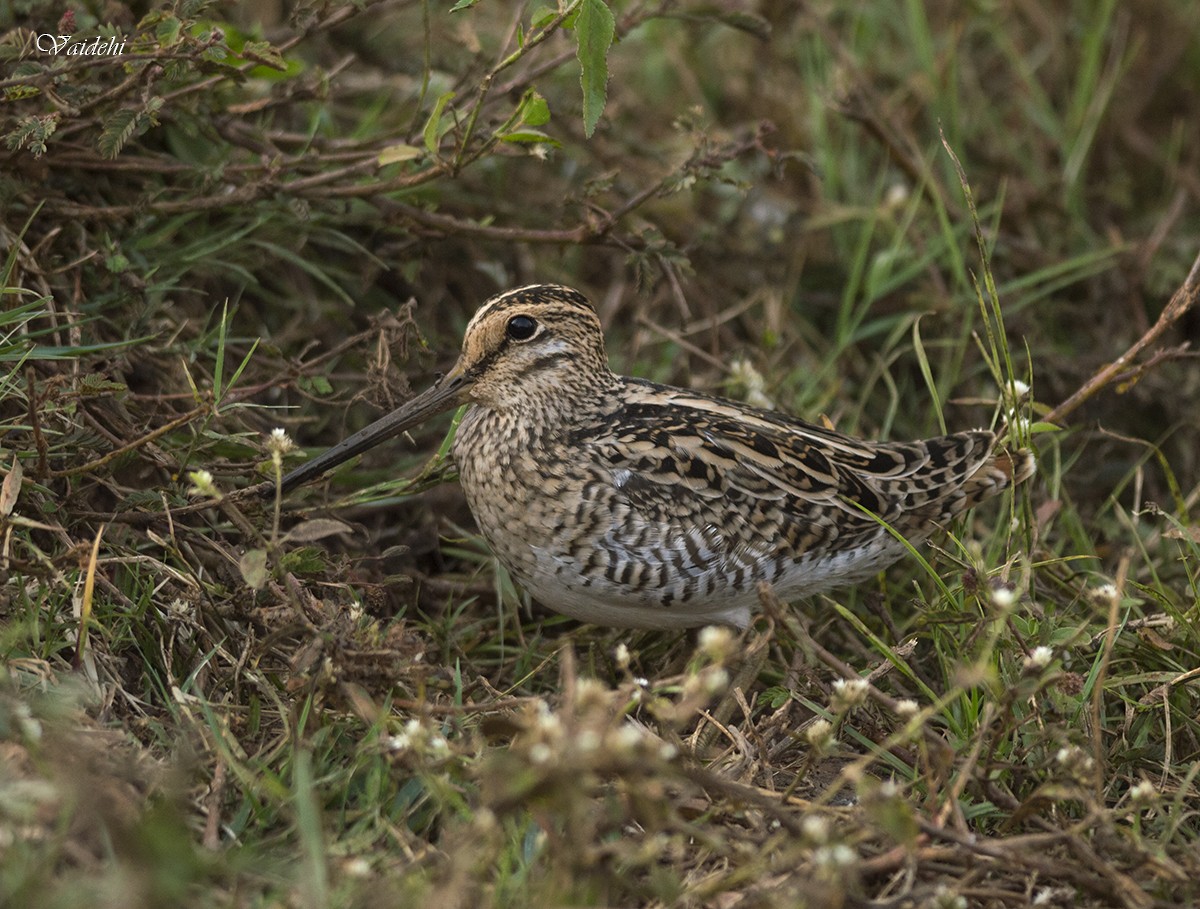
[532,351,570,371]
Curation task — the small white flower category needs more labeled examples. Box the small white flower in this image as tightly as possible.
[187,469,217,498]
[703,667,730,695]
[929,885,967,909]
[575,677,608,708]
[990,585,1017,608]
[14,703,41,741]
[1008,379,1031,400]
[895,699,920,718]
[1002,416,1036,439]
[268,427,296,454]
[384,718,451,758]
[529,743,552,765]
[1088,583,1120,607]
[1055,744,1096,781]
[1024,646,1054,671]
[698,625,734,661]
[801,814,829,843]
[729,358,775,410]
[1129,779,1157,803]
[474,808,498,833]
[533,705,562,737]
[805,718,835,751]
[613,724,644,752]
[813,843,856,869]
[830,677,869,712]
[614,643,631,669]
[884,181,910,209]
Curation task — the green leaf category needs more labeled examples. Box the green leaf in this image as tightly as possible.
[5,114,57,156]
[240,40,286,71]
[97,108,139,160]
[97,97,161,159]
[239,549,269,590]
[78,374,127,395]
[530,5,559,29]
[575,0,614,138]
[422,91,456,157]
[298,375,333,396]
[10,338,147,362]
[518,91,551,127]
[156,14,181,46]
[1027,421,1063,435]
[449,0,479,9]
[760,686,792,709]
[498,129,562,147]
[377,143,423,166]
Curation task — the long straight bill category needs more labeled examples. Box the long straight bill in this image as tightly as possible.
[277,371,468,494]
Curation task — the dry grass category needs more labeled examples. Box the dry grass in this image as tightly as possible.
[2,1,1200,907]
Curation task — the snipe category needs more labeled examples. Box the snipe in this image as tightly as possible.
[278,285,1034,629]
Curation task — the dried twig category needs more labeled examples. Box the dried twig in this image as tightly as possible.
[1045,250,1200,424]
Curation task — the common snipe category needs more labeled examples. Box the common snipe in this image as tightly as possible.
[279,285,1034,629]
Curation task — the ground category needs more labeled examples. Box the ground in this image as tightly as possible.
[1,2,1199,907]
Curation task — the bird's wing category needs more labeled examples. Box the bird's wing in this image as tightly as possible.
[580,380,999,526]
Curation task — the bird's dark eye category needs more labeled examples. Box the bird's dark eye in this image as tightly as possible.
[506,315,538,341]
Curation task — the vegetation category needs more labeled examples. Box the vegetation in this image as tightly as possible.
[2,1,1199,906]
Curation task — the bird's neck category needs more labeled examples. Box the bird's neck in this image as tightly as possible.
[460,370,622,449]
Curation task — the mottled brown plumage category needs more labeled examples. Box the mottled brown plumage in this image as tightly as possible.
[280,285,1034,629]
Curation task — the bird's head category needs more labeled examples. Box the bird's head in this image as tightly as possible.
[277,284,612,493]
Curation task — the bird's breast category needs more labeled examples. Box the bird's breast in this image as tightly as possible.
[449,405,767,627]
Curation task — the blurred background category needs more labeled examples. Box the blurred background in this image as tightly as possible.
[2,1,1199,905]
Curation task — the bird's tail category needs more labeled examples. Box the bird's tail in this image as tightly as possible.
[961,446,1036,508]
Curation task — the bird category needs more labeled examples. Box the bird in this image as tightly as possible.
[277,284,1034,630]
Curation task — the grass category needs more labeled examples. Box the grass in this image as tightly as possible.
[2,1,1200,906]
